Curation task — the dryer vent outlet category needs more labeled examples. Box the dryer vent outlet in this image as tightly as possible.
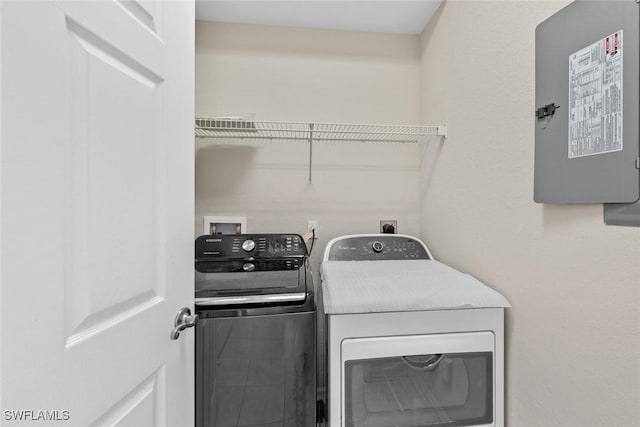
[380,220,397,234]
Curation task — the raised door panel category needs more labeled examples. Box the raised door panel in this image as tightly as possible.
[64,15,166,347]
[89,369,165,427]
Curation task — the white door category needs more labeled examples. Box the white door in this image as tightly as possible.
[0,1,194,426]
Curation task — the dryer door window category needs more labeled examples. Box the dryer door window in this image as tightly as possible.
[341,332,494,427]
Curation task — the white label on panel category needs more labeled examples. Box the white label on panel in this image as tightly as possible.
[568,30,623,159]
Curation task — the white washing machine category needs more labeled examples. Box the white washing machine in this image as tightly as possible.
[320,234,510,427]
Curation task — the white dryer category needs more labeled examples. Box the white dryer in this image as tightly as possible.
[320,234,510,427]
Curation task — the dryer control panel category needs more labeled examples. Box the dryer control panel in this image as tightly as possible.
[325,235,430,261]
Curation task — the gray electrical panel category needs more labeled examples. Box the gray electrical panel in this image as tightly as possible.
[604,200,640,226]
[534,1,639,206]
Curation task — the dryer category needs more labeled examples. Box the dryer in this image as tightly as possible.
[320,234,510,427]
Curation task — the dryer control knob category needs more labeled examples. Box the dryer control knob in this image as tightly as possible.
[372,241,384,253]
[242,239,256,252]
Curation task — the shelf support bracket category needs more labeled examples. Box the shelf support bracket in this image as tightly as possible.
[437,124,448,139]
[308,123,314,184]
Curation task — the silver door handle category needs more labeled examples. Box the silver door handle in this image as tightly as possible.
[170,307,198,340]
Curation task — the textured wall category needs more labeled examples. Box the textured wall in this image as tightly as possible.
[419,1,640,425]
[195,21,422,269]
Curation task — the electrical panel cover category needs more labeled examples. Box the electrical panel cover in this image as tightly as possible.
[534,1,639,204]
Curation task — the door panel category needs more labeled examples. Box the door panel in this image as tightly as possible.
[115,0,165,41]
[65,11,165,347]
[341,333,495,427]
[0,1,194,426]
[89,369,164,427]
[344,353,493,427]
[196,313,316,427]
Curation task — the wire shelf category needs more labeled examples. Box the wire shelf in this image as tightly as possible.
[195,118,447,183]
[195,118,447,143]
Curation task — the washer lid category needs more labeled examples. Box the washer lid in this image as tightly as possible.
[320,260,510,314]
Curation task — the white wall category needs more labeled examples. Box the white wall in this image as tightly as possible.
[419,1,640,426]
[196,7,640,425]
[195,21,422,268]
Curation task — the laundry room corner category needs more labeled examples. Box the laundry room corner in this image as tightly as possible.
[418,1,640,426]
[194,21,424,275]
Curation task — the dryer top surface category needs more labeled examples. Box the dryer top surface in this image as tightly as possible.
[320,260,510,314]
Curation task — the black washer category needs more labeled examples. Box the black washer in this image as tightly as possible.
[195,234,316,427]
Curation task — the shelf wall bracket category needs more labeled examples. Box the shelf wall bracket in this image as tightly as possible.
[437,124,448,139]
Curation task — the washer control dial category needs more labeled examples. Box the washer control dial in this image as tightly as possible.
[372,241,384,253]
[242,239,256,252]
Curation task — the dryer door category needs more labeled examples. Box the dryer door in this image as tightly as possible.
[341,332,495,427]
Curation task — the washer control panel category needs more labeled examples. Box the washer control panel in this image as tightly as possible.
[326,235,430,261]
[196,234,306,259]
